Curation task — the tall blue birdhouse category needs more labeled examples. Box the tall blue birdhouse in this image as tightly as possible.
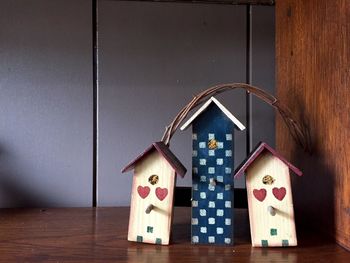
[180,96,245,245]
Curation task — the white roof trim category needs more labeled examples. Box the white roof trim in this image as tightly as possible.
[180,97,246,131]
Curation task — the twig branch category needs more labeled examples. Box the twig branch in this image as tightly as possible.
[161,83,311,153]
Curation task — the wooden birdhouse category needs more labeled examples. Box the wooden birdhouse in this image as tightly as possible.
[122,142,186,245]
[180,96,245,245]
[234,142,302,247]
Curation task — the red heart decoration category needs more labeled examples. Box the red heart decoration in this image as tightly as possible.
[155,187,168,201]
[273,187,286,201]
[253,188,267,202]
[137,185,150,199]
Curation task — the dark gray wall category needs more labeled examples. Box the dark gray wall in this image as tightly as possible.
[0,0,93,207]
[252,6,275,146]
[97,1,275,206]
[98,1,247,206]
[0,0,274,207]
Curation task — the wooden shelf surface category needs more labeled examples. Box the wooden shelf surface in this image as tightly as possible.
[0,207,349,262]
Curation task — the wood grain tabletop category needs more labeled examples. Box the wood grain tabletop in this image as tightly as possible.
[0,207,349,262]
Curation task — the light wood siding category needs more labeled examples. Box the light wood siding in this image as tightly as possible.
[246,152,297,246]
[128,151,176,245]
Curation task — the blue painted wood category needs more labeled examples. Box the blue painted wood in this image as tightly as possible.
[191,103,234,245]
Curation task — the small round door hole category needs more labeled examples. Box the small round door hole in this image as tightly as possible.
[148,174,159,185]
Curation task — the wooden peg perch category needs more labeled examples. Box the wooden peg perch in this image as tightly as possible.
[267,206,276,216]
[145,204,154,214]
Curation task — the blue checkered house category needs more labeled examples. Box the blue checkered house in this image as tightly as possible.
[180,97,245,245]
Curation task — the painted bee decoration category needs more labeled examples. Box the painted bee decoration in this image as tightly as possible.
[208,139,218,150]
[262,175,275,185]
[148,174,159,185]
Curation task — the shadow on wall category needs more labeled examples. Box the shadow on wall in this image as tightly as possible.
[292,143,335,241]
[0,173,52,208]
[0,146,51,208]
[289,97,335,242]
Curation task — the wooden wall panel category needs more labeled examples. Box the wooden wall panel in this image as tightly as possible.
[97,1,248,206]
[276,0,350,249]
[0,0,93,207]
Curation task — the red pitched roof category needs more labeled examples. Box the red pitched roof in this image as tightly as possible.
[121,142,186,178]
[234,142,302,178]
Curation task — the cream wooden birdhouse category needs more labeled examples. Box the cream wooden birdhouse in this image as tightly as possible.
[234,142,302,247]
[122,142,186,245]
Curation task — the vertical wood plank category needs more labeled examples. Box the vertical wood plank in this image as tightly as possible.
[276,0,350,249]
